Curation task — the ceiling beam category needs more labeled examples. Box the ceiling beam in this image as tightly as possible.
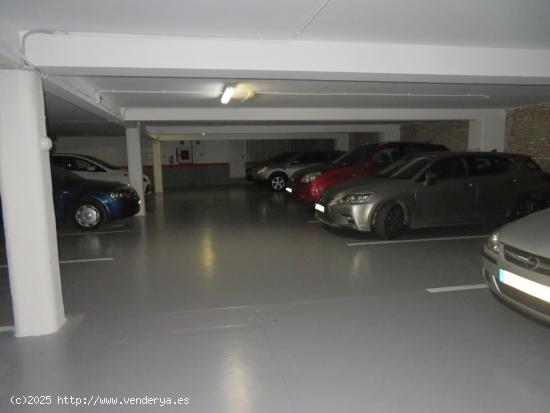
[127,107,503,122]
[24,32,550,85]
[146,123,400,135]
[44,77,123,124]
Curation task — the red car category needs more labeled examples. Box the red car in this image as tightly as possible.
[286,141,448,203]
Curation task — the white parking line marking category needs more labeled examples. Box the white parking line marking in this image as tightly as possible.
[427,283,488,293]
[59,258,115,265]
[58,229,135,237]
[348,234,489,246]
[0,326,15,333]
[0,257,114,268]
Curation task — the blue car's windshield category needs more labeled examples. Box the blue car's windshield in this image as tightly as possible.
[82,155,120,170]
[51,164,84,184]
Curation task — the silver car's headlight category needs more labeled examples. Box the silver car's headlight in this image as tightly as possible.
[487,231,500,253]
[301,172,321,183]
[339,193,372,204]
[258,166,268,174]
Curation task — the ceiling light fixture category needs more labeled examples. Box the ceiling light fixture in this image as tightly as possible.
[221,86,235,104]
[242,90,256,103]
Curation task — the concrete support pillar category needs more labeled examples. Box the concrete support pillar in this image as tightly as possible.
[126,125,145,215]
[152,139,164,193]
[379,125,401,142]
[335,135,350,151]
[0,69,65,337]
[468,111,506,152]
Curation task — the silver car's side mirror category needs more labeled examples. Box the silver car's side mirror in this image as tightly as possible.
[424,171,438,186]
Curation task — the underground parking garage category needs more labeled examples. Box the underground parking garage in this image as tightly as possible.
[1,1,550,412]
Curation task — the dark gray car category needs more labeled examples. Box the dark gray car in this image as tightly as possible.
[248,150,344,191]
[315,152,550,239]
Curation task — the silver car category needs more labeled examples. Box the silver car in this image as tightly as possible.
[483,208,550,324]
[248,150,344,191]
[316,152,550,239]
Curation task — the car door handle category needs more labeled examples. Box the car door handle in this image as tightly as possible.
[464,182,475,190]
[510,178,518,184]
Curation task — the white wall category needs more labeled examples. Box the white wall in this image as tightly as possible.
[192,140,230,164]
[55,132,355,169]
[55,136,127,166]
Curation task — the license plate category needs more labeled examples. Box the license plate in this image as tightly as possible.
[315,203,325,213]
[285,187,292,194]
[499,269,550,303]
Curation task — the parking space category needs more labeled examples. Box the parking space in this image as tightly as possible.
[0,185,548,412]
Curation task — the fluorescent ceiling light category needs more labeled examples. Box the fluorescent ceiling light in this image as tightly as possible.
[221,86,235,104]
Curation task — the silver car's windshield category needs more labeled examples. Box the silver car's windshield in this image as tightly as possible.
[266,152,300,164]
[377,156,434,179]
[332,144,377,167]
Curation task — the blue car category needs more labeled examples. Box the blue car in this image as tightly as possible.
[1,165,141,231]
[51,165,141,229]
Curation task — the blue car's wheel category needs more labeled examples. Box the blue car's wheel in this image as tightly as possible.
[72,201,106,230]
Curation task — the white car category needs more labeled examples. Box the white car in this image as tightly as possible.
[52,153,151,194]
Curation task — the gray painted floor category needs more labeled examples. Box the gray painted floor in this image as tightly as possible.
[0,185,549,412]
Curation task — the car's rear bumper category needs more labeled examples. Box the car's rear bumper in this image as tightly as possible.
[482,247,550,325]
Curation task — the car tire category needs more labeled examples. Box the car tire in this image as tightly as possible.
[72,200,106,230]
[269,172,288,191]
[509,197,541,221]
[374,203,405,239]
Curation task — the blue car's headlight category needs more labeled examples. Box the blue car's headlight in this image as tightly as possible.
[339,193,372,204]
[110,192,129,200]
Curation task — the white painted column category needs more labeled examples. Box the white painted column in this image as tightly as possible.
[229,140,246,178]
[0,69,65,337]
[152,139,164,193]
[379,124,401,142]
[468,111,506,151]
[335,135,350,151]
[126,125,145,215]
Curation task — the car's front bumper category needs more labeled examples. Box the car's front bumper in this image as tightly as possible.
[108,197,141,220]
[314,201,376,232]
[482,247,550,325]
[286,181,316,203]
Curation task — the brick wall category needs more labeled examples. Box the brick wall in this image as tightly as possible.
[505,103,550,170]
[400,121,469,151]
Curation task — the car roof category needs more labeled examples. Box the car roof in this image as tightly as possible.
[364,141,446,147]
[416,151,531,159]
[53,153,91,158]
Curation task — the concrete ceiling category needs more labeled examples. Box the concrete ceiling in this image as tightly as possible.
[2,0,550,48]
[1,0,550,136]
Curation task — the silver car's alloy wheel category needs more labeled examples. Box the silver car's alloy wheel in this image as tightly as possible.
[271,176,286,191]
[75,204,101,228]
